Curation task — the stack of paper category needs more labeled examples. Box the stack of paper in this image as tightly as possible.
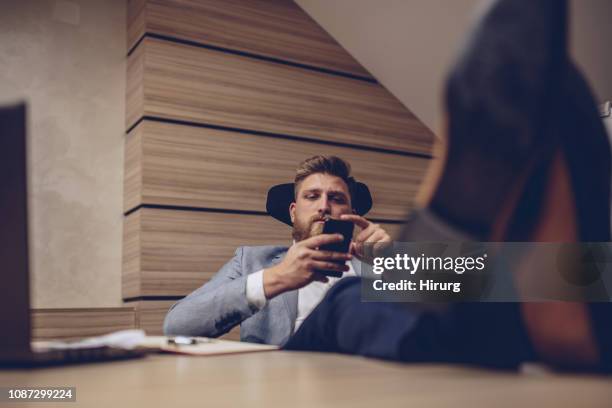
[33,330,279,357]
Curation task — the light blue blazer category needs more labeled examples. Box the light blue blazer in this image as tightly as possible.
[163,245,361,346]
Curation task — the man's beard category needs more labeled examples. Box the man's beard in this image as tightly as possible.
[292,213,327,242]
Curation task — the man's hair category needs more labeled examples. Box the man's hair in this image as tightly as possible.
[294,155,354,202]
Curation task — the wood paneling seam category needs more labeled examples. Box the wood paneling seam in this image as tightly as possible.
[128,33,377,83]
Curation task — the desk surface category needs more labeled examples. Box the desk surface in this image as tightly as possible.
[2,351,612,407]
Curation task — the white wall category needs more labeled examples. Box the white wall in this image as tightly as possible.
[297,0,612,134]
[570,0,612,106]
[0,0,126,308]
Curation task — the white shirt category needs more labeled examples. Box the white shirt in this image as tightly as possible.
[246,255,356,333]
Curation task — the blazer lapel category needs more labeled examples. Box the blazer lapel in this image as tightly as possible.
[269,251,299,332]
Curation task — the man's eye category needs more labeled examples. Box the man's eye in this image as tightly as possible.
[305,194,318,200]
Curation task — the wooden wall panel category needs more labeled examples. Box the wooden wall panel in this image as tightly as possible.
[123,207,403,298]
[132,300,169,335]
[127,0,371,78]
[123,208,290,298]
[126,37,433,155]
[124,123,143,217]
[129,300,241,341]
[122,210,142,298]
[127,0,146,53]
[126,42,145,131]
[124,120,430,219]
[31,308,136,341]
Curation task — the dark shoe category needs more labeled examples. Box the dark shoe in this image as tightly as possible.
[558,63,610,242]
[514,63,612,372]
[412,0,568,239]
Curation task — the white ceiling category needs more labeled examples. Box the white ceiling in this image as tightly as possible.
[297,0,612,135]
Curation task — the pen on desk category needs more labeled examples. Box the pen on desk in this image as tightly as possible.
[167,336,216,346]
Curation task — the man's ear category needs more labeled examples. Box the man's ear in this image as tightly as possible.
[289,202,297,224]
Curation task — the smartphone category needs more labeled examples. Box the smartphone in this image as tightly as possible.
[318,218,354,277]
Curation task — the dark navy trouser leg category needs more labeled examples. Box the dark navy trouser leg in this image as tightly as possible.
[284,277,535,370]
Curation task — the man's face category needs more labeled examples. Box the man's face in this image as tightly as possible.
[290,173,353,242]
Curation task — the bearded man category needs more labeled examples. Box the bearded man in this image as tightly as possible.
[163,155,391,345]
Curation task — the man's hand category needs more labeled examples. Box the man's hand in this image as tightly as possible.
[263,234,352,299]
[340,214,392,263]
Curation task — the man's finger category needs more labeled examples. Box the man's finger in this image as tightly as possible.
[373,240,393,256]
[355,224,379,243]
[354,241,364,257]
[310,261,350,273]
[364,229,389,244]
[311,250,352,262]
[302,233,343,249]
[362,230,390,258]
[339,214,370,229]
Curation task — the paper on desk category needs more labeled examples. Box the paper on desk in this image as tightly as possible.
[33,330,278,356]
[139,336,279,356]
[33,329,148,351]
